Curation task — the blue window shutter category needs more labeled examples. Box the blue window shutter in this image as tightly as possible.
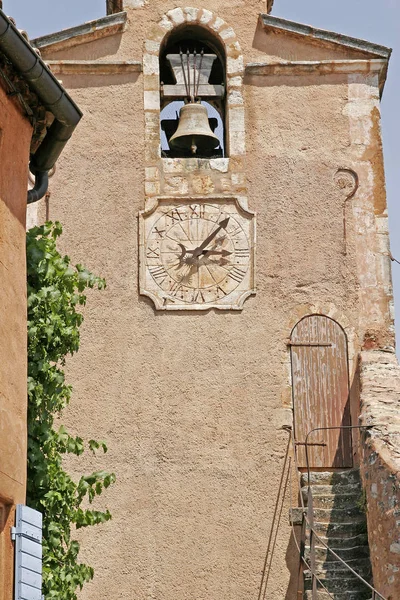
[11,505,43,600]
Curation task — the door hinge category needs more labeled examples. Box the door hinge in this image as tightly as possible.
[11,526,41,542]
[288,342,332,347]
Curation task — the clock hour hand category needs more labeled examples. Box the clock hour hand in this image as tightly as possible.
[191,217,230,258]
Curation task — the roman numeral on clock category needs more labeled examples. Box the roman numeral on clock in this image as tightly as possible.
[167,209,184,223]
[227,225,243,238]
[154,227,165,238]
[192,289,205,303]
[228,266,247,283]
[146,247,160,259]
[149,266,167,283]
[189,204,205,218]
[235,248,249,258]
[169,282,184,297]
[216,286,227,298]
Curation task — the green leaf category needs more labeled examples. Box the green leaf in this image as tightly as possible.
[26,221,113,600]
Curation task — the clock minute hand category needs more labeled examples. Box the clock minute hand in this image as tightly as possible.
[202,249,232,257]
[192,217,230,257]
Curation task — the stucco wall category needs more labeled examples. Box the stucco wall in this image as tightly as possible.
[360,350,400,600]
[0,83,31,600]
[34,4,393,599]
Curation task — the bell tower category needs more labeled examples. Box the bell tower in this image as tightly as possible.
[29,1,397,599]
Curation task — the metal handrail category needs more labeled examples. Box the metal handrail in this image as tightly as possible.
[284,424,387,600]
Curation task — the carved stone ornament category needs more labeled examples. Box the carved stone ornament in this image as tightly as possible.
[139,197,256,310]
[333,168,359,199]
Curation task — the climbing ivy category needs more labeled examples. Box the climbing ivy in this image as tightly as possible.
[26,222,116,600]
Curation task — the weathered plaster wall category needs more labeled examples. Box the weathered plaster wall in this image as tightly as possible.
[33,4,394,600]
[0,83,31,600]
[360,350,400,600]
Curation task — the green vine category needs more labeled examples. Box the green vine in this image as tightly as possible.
[26,222,115,600]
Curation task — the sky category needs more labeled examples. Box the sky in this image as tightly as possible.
[6,0,400,345]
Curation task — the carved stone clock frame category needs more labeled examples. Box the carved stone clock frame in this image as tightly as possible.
[139,196,256,310]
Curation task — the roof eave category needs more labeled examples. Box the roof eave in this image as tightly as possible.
[32,11,127,53]
[260,14,392,60]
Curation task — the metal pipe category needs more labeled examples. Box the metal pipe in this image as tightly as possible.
[186,49,192,102]
[180,49,189,99]
[27,170,48,204]
[0,9,82,201]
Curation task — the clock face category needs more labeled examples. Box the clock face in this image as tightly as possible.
[140,200,255,310]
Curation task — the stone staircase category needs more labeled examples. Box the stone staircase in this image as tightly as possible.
[301,469,373,600]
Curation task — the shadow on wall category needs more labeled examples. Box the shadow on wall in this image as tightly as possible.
[257,435,302,600]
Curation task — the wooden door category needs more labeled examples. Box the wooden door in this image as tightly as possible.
[290,315,352,469]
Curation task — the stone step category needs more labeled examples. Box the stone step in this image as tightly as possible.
[315,534,369,550]
[304,571,372,593]
[304,590,373,600]
[302,469,373,600]
[312,506,365,523]
[301,483,361,497]
[301,470,361,487]
[313,558,371,575]
[304,493,362,510]
[312,520,367,538]
[305,543,370,563]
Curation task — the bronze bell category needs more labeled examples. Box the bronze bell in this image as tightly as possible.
[169,102,220,155]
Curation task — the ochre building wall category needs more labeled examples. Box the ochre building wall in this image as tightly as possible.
[34,3,393,599]
[0,83,31,600]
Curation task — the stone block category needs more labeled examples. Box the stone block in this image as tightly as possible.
[199,9,213,25]
[228,89,244,106]
[144,90,160,111]
[289,507,305,526]
[228,156,244,172]
[228,107,245,132]
[376,215,389,235]
[219,177,232,193]
[144,74,159,92]
[192,175,215,195]
[158,15,173,32]
[219,27,235,41]
[226,40,242,60]
[228,75,243,88]
[145,180,160,196]
[167,7,185,25]
[229,131,245,157]
[145,39,160,54]
[144,144,160,162]
[232,173,246,190]
[227,55,244,75]
[209,158,229,173]
[210,17,225,32]
[143,53,159,75]
[183,7,199,22]
[162,158,184,174]
[164,176,189,195]
[145,111,159,130]
[145,167,159,181]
